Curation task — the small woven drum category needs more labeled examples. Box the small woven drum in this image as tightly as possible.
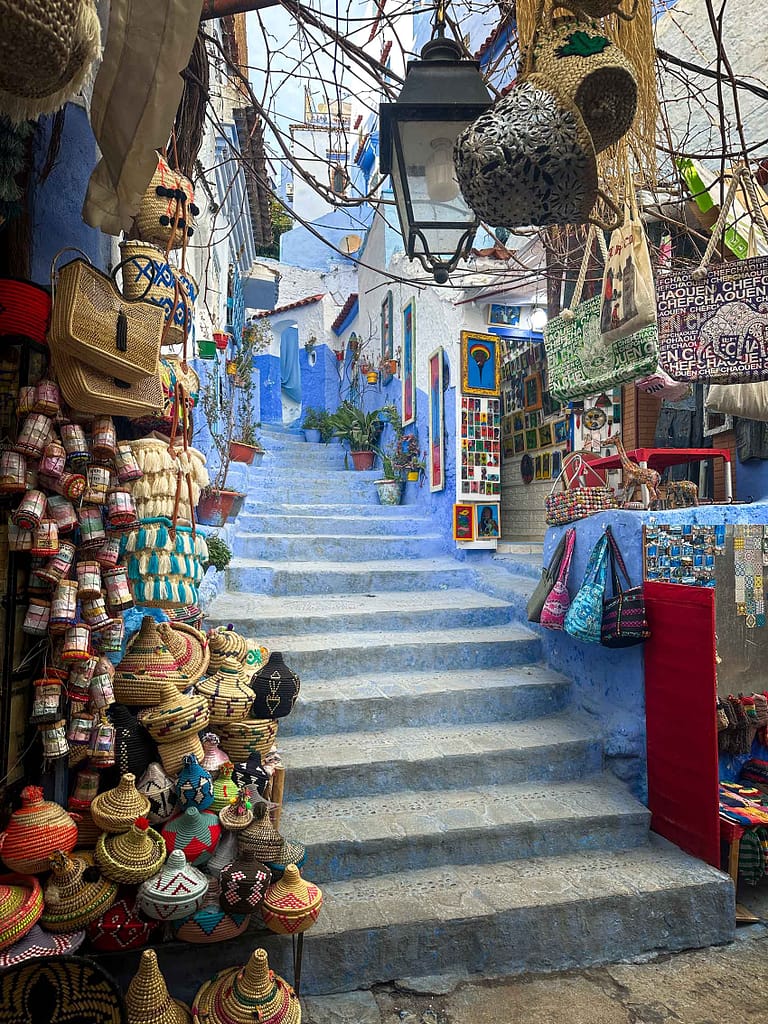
[15,414,51,458]
[124,949,191,1023]
[90,773,151,834]
[12,489,46,530]
[95,817,167,884]
[191,948,301,1024]
[0,450,27,493]
[39,440,66,478]
[90,416,117,461]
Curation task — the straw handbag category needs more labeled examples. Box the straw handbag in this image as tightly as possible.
[135,153,198,250]
[50,345,164,417]
[119,240,197,349]
[545,453,618,526]
[48,249,164,383]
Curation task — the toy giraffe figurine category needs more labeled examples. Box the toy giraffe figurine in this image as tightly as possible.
[606,434,661,508]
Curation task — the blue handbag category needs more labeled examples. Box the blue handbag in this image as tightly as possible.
[564,533,609,644]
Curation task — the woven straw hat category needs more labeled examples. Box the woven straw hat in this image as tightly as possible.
[125,949,191,1024]
[40,851,118,933]
[0,0,101,123]
[192,948,301,1024]
[114,617,188,705]
[0,873,43,952]
[195,658,254,726]
[0,924,84,967]
[95,817,167,884]
[207,627,248,671]
[138,683,210,742]
[262,864,322,936]
[90,773,151,834]
[219,788,254,832]
[157,622,209,685]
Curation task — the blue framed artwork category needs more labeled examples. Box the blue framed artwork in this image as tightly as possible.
[460,331,500,397]
[381,290,393,361]
[402,297,416,425]
[487,303,521,328]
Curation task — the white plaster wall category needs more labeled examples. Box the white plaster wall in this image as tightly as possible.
[257,262,359,356]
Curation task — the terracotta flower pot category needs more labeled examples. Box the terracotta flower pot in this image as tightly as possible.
[350,450,375,471]
[213,332,230,351]
[196,490,244,527]
[229,441,264,466]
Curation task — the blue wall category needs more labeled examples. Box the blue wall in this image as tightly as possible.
[299,344,343,416]
[542,500,768,802]
[736,457,768,503]
[255,354,282,423]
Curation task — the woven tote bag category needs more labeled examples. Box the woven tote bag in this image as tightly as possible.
[119,240,196,348]
[48,249,163,383]
[540,528,576,630]
[545,453,618,526]
[544,226,658,401]
[564,532,609,644]
[134,153,198,250]
[601,526,650,647]
[657,166,768,384]
[50,343,163,418]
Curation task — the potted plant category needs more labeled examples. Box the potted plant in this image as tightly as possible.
[402,433,425,481]
[228,323,268,467]
[328,401,383,470]
[302,406,323,443]
[213,331,230,351]
[318,409,335,444]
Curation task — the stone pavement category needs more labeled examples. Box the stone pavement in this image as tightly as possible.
[301,925,768,1024]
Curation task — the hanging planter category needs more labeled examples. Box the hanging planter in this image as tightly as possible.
[334,350,344,361]
[229,441,264,467]
[366,370,379,384]
[197,489,245,527]
[213,332,230,351]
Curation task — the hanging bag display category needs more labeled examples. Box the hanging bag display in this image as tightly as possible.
[545,226,658,401]
[564,531,609,643]
[540,528,576,630]
[119,240,197,349]
[657,165,768,384]
[134,152,198,250]
[527,529,569,622]
[48,249,164,383]
[545,452,618,526]
[599,182,657,343]
[600,526,650,647]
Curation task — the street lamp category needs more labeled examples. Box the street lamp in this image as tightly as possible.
[379,6,492,284]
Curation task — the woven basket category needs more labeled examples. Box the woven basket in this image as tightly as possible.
[209,763,238,814]
[251,652,301,720]
[195,658,254,726]
[90,773,151,834]
[207,627,249,671]
[191,948,301,1024]
[161,806,221,868]
[200,733,232,775]
[125,949,191,1023]
[95,817,167,884]
[40,851,118,933]
[531,17,638,153]
[51,343,164,418]
[137,762,178,824]
[172,882,249,945]
[86,892,160,952]
[218,849,271,915]
[119,240,196,349]
[0,786,78,873]
[137,849,209,922]
[138,684,210,742]
[114,616,188,705]
[122,519,208,610]
[218,789,254,832]
[72,806,101,849]
[261,863,323,936]
[157,732,204,777]
[157,622,209,686]
[135,154,198,250]
[236,806,283,863]
[0,874,44,952]
[220,718,278,763]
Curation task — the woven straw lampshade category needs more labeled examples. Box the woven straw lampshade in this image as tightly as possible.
[114,616,188,706]
[40,851,118,933]
[95,817,167,884]
[0,786,78,872]
[90,773,151,834]
[126,949,191,1024]
[192,948,301,1024]
[138,682,210,742]
[218,788,254,832]
[207,627,248,672]
[195,658,254,726]
[0,873,43,952]
[157,622,210,686]
[261,864,322,936]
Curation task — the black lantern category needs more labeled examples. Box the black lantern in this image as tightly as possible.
[379,14,492,284]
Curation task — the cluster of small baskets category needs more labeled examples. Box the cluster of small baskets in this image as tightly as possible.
[0,619,319,977]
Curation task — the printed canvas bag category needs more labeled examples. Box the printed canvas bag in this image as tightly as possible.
[540,528,576,630]
[564,532,609,644]
[599,187,656,343]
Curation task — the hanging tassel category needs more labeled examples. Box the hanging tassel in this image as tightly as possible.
[156,523,169,549]
[158,552,171,575]
[168,553,180,576]
[148,552,160,575]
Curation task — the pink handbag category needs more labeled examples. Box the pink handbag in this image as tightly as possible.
[540,528,576,631]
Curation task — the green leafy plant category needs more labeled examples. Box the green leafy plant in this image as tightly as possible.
[328,401,384,460]
[204,534,232,572]
[302,406,322,430]
[376,403,411,479]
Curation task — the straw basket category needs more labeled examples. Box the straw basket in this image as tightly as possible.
[195,658,254,726]
[191,948,301,1024]
[156,621,209,686]
[125,949,191,1024]
[220,718,278,763]
[137,683,210,742]
[207,627,249,671]
[90,773,151,834]
[0,786,78,872]
[0,874,44,952]
[119,240,196,349]
[95,818,167,885]
[261,863,323,936]
[157,732,205,776]
[40,852,118,933]
[134,154,198,250]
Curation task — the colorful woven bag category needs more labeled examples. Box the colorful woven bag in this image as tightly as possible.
[545,453,618,526]
[600,526,650,647]
[121,517,208,609]
[540,528,576,631]
[564,532,609,644]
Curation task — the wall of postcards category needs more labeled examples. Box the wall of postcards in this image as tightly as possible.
[459,395,501,498]
[642,520,727,587]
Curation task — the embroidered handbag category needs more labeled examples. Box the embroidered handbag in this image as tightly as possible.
[540,528,576,630]
[545,226,658,401]
[601,526,650,647]
[564,532,609,644]
[527,529,569,622]
[657,166,768,384]
[545,453,618,526]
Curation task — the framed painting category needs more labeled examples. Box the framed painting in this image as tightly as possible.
[487,303,521,329]
[513,432,525,454]
[402,297,416,425]
[453,503,475,541]
[428,347,445,492]
[553,418,569,444]
[475,503,501,538]
[538,422,554,448]
[524,427,538,451]
[381,290,393,361]
[460,331,500,397]
[523,372,543,411]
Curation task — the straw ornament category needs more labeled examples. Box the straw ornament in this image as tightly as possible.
[195,657,254,725]
[40,851,118,932]
[157,621,209,684]
[192,947,301,1024]
[0,873,44,951]
[0,786,78,872]
[95,816,167,884]
[261,863,323,935]
[219,788,254,832]
[90,773,151,833]
[125,949,192,1024]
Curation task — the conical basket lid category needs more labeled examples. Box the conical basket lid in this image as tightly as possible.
[97,817,167,880]
[126,948,191,1024]
[219,789,253,831]
[116,617,187,684]
[41,852,117,931]
[140,849,209,905]
[156,622,209,685]
[264,864,322,915]
[90,773,151,832]
[207,628,248,670]
[237,806,282,860]
[193,948,300,1024]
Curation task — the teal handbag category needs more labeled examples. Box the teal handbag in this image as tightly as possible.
[564,533,609,644]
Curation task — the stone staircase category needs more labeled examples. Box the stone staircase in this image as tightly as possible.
[204,422,733,995]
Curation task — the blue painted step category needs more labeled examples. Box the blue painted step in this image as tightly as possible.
[232,532,445,561]
[235,511,430,537]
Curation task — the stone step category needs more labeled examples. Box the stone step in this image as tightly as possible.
[280,774,651,882]
[278,664,570,736]
[261,450,348,469]
[232,531,445,562]
[206,588,513,638]
[225,557,478,596]
[234,511,430,537]
[242,501,422,517]
[253,623,541,680]
[278,715,603,800]
[492,552,546,581]
[249,467,381,485]
[244,482,381,505]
